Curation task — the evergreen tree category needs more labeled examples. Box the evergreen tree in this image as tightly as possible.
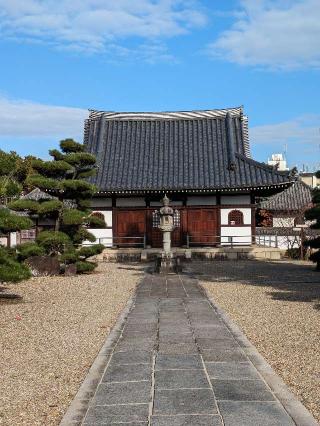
[0,150,39,198]
[304,171,320,270]
[0,208,33,283]
[8,139,106,273]
[0,150,22,197]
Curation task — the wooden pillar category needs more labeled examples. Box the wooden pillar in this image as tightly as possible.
[216,194,221,246]
[251,192,256,245]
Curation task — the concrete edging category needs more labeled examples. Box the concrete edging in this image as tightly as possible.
[201,286,319,426]
[59,294,136,426]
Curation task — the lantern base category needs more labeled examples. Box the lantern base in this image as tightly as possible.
[155,252,182,274]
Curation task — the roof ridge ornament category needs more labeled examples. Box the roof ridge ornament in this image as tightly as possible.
[226,112,237,171]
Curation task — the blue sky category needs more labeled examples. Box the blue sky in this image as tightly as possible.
[0,0,319,170]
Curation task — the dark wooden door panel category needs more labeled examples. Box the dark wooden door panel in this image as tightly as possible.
[187,208,218,245]
[116,210,146,246]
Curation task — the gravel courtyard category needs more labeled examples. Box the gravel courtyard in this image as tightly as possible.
[0,263,142,426]
[189,260,320,422]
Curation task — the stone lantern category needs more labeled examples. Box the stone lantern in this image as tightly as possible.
[157,194,180,273]
[158,194,175,254]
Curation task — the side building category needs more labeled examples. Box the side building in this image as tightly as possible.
[84,107,294,248]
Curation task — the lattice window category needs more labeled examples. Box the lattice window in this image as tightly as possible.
[228,210,244,226]
[152,210,160,227]
[20,229,36,239]
[173,209,180,227]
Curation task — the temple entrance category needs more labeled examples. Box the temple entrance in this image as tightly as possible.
[115,210,146,246]
[115,207,218,248]
[187,208,218,246]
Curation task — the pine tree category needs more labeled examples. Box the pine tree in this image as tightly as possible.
[8,139,105,273]
[0,150,39,198]
[0,208,33,283]
[304,171,320,270]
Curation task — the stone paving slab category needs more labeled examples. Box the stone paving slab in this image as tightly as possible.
[84,404,149,425]
[218,401,296,426]
[73,272,317,426]
[155,369,209,389]
[151,415,223,425]
[153,388,218,415]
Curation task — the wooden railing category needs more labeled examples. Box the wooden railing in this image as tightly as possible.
[186,234,254,248]
[83,235,147,248]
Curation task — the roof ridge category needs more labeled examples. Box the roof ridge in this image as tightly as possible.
[88,106,243,115]
[235,153,291,177]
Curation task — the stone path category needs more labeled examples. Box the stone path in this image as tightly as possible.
[82,273,299,425]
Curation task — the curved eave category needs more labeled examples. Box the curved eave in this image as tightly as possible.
[94,181,294,196]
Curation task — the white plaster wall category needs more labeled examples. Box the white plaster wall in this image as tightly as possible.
[0,236,7,246]
[10,232,17,247]
[221,227,252,245]
[220,208,252,225]
[187,196,217,206]
[84,228,113,247]
[116,197,146,207]
[92,210,112,228]
[221,195,251,205]
[0,233,17,247]
[91,198,112,208]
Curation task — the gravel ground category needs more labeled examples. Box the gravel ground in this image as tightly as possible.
[0,263,142,426]
[189,260,320,423]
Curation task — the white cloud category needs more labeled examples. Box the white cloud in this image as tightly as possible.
[0,96,87,138]
[0,0,206,54]
[208,0,320,70]
[251,114,320,165]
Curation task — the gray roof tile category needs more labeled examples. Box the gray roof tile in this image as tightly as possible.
[84,108,292,193]
[260,180,313,211]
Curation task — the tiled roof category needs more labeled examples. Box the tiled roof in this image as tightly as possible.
[21,188,56,201]
[84,107,293,193]
[259,180,313,211]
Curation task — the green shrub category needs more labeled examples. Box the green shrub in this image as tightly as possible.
[8,199,39,213]
[26,174,60,190]
[36,231,71,254]
[62,209,85,226]
[0,177,22,197]
[64,152,96,167]
[87,215,106,228]
[73,228,96,244]
[59,250,79,264]
[76,261,96,274]
[32,159,74,178]
[0,262,31,282]
[78,244,104,259]
[60,138,85,153]
[16,242,45,260]
[38,200,62,215]
[0,248,31,282]
[0,208,33,233]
